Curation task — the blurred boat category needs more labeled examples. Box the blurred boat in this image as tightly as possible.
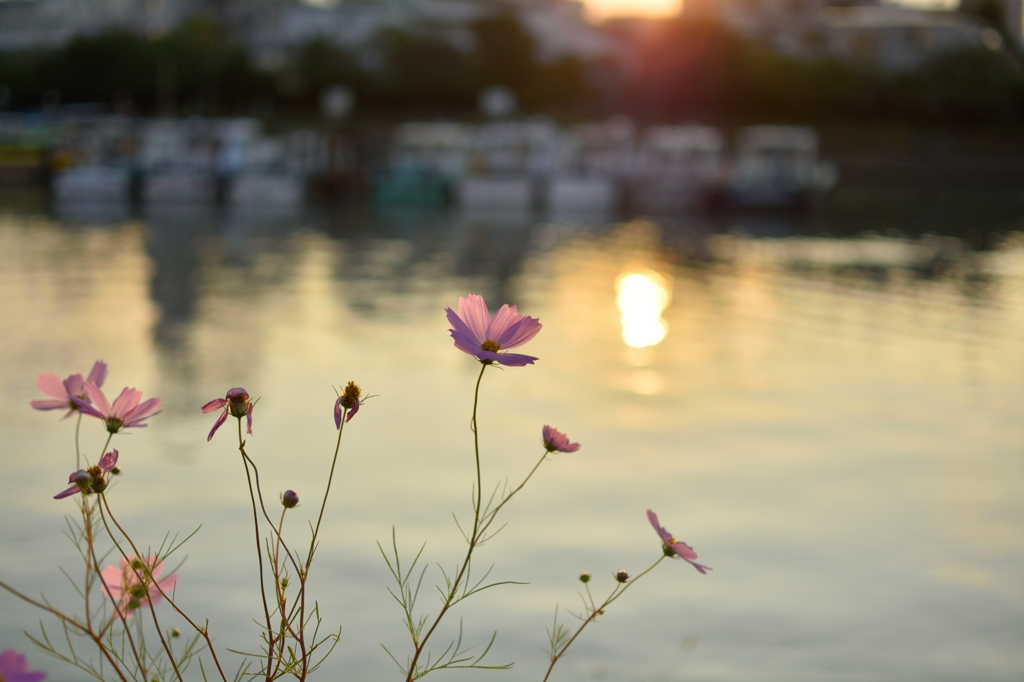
[631,125,725,212]
[53,165,131,203]
[720,125,839,210]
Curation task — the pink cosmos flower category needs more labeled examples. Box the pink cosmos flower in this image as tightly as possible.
[647,509,711,575]
[0,649,47,682]
[72,382,161,434]
[55,450,118,499]
[100,555,178,619]
[445,294,542,367]
[542,425,580,453]
[202,387,253,441]
[30,361,108,417]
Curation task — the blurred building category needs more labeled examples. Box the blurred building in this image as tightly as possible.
[690,0,1002,71]
[0,0,615,63]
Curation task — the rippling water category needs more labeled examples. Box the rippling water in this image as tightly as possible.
[1,202,1022,682]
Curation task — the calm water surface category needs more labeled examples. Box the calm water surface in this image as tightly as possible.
[0,202,1022,682]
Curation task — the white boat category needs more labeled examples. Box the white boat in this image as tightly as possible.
[457,177,535,210]
[632,125,725,211]
[724,126,838,209]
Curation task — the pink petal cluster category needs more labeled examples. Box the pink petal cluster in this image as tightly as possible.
[446,294,542,366]
[542,425,580,453]
[30,361,107,417]
[73,383,161,433]
[201,387,253,441]
[0,649,47,682]
[647,509,711,575]
[55,450,119,500]
[100,555,178,619]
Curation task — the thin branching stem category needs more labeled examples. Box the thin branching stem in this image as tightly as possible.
[97,494,230,682]
[236,418,275,682]
[404,363,487,681]
[0,579,132,682]
[542,556,666,682]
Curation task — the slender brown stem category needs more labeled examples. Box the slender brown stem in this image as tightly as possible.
[97,494,230,682]
[84,499,147,677]
[236,418,275,682]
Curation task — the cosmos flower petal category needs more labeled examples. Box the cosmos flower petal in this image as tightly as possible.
[485,304,522,341]
[54,485,81,500]
[449,328,482,356]
[207,410,228,442]
[84,382,112,416]
[98,450,119,473]
[111,388,141,419]
[646,509,672,544]
[201,398,227,414]
[125,398,161,424]
[334,396,343,429]
[687,560,711,574]
[447,307,482,346]
[62,374,85,399]
[457,294,491,342]
[100,564,124,600]
[87,361,108,387]
[489,351,538,366]
[71,397,104,419]
[346,400,359,423]
[35,372,68,400]
[246,403,253,435]
[494,315,542,350]
[0,649,48,682]
[30,399,70,411]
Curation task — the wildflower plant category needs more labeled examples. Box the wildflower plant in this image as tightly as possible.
[1,293,710,682]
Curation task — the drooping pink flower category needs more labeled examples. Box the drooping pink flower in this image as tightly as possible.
[542,425,580,453]
[0,649,47,682]
[72,382,161,434]
[647,509,711,575]
[55,450,119,499]
[100,555,178,620]
[333,381,362,428]
[445,294,542,366]
[30,361,108,417]
[201,387,253,441]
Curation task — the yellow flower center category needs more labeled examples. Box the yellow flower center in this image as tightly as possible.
[666,535,676,544]
[340,381,362,409]
[481,339,500,352]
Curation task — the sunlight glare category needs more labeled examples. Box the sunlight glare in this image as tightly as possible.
[615,271,672,348]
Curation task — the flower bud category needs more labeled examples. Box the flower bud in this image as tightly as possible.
[170,628,181,638]
[72,469,93,489]
[615,570,629,583]
[111,465,122,476]
[282,490,300,508]
[130,558,146,570]
[578,572,591,584]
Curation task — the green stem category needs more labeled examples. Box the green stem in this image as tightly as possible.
[542,556,666,682]
[404,363,488,682]
[75,412,82,470]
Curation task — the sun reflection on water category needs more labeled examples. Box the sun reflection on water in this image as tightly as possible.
[615,270,672,348]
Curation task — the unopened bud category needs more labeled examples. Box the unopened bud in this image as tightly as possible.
[170,628,181,638]
[282,490,299,508]
[578,572,591,584]
[615,570,629,583]
[111,465,122,476]
[130,558,146,570]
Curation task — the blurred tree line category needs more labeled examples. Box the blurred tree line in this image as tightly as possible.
[0,13,1021,125]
